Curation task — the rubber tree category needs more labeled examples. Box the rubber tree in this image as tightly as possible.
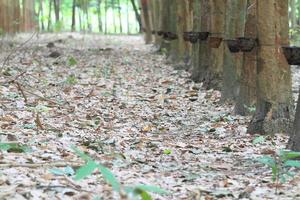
[235,0,257,115]
[173,0,193,68]
[140,0,153,44]
[222,0,247,101]
[149,0,162,47]
[190,0,210,82]
[205,0,226,90]
[247,0,292,135]
[22,0,35,32]
[0,0,22,33]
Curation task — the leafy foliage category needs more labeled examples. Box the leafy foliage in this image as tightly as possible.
[71,145,169,199]
[68,57,78,66]
[0,143,31,153]
[257,150,300,184]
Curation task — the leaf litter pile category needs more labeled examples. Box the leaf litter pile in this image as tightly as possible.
[0,33,300,199]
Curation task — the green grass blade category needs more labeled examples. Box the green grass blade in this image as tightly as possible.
[75,161,98,180]
[135,185,169,195]
[97,164,121,192]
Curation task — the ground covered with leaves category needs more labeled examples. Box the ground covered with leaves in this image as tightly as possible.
[0,33,300,200]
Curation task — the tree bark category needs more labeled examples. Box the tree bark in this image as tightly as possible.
[222,0,247,101]
[288,90,300,151]
[53,0,60,23]
[140,0,153,44]
[71,0,76,32]
[130,0,141,32]
[47,0,53,31]
[247,0,292,135]
[191,0,211,82]
[235,0,257,115]
[201,0,226,90]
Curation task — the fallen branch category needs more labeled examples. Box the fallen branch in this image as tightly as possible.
[0,161,84,168]
[15,81,28,103]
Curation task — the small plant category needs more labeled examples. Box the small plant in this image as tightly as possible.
[71,145,169,199]
[0,143,31,153]
[257,150,300,192]
[68,57,77,66]
[163,149,172,155]
[65,74,78,85]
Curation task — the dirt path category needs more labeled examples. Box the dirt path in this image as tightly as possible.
[0,33,299,199]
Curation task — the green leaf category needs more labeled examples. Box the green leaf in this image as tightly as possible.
[71,145,92,162]
[131,188,153,200]
[75,161,98,180]
[279,175,287,183]
[135,185,169,195]
[257,156,276,168]
[22,124,36,129]
[139,190,153,200]
[284,160,300,168]
[0,143,11,151]
[50,166,74,176]
[71,145,121,192]
[64,166,75,176]
[163,149,172,155]
[97,164,121,192]
[0,143,31,153]
[281,151,300,160]
[65,75,78,85]
[68,57,77,66]
[252,136,265,144]
[49,168,66,176]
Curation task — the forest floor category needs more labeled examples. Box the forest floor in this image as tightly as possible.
[0,33,299,200]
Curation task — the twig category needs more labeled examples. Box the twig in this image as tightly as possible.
[24,89,62,106]
[63,175,81,189]
[1,32,37,69]
[0,161,84,168]
[1,71,27,85]
[35,113,44,130]
[15,81,28,102]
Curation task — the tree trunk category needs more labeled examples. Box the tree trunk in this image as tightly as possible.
[97,0,103,32]
[47,0,53,31]
[222,0,247,101]
[290,0,297,29]
[127,0,130,34]
[71,0,76,31]
[247,0,292,135]
[235,0,257,115]
[173,0,193,69]
[190,0,201,80]
[53,0,60,23]
[140,0,153,44]
[22,0,35,32]
[39,0,45,31]
[112,0,117,33]
[130,0,141,32]
[204,0,225,90]
[288,90,300,151]
[191,0,211,82]
[117,0,122,33]
[104,0,107,34]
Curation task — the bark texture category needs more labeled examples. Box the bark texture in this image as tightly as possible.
[247,0,292,135]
